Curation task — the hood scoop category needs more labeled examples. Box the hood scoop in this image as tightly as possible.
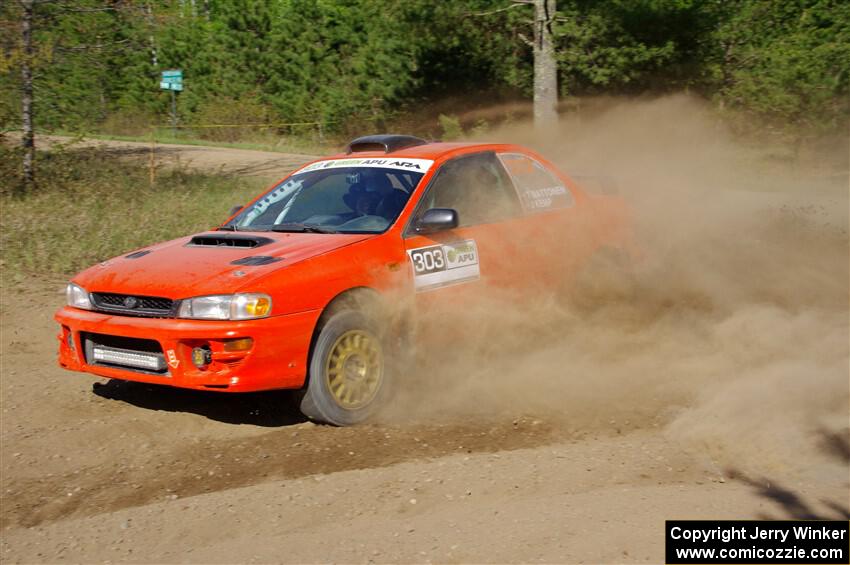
[231,255,282,266]
[125,250,152,259]
[187,234,274,248]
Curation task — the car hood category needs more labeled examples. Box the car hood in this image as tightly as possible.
[74,231,374,298]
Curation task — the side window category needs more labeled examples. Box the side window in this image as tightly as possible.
[416,152,520,228]
[498,153,574,212]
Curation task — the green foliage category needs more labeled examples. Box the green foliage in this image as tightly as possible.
[262,0,419,128]
[100,108,159,137]
[469,118,491,138]
[555,0,707,92]
[438,114,464,140]
[1,0,847,142]
[401,0,532,98]
[189,95,272,142]
[0,146,265,276]
[21,1,145,131]
[436,114,490,140]
[704,0,850,131]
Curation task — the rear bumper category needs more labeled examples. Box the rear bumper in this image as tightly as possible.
[54,306,321,392]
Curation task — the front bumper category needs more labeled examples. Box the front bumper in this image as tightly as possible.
[54,306,321,392]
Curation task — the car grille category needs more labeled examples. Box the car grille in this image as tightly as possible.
[91,292,176,317]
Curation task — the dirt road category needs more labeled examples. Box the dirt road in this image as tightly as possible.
[4,134,316,178]
[2,109,848,563]
[1,282,846,564]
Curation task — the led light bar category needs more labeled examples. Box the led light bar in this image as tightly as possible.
[92,346,166,372]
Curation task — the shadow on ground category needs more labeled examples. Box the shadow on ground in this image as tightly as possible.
[728,428,850,520]
[2,410,560,529]
[92,379,307,427]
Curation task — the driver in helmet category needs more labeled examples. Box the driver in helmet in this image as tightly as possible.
[342,182,381,217]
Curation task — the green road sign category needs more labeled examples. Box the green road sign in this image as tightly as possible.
[160,69,183,92]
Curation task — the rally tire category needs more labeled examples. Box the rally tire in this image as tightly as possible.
[300,310,390,426]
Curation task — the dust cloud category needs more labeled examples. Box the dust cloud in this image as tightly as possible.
[386,94,849,480]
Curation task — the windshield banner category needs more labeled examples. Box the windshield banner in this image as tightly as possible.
[294,157,434,175]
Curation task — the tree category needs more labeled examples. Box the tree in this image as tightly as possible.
[0,0,38,193]
[705,0,850,131]
[554,0,702,93]
[20,0,34,192]
[454,0,559,129]
[465,0,698,129]
[530,0,558,129]
[262,0,419,129]
[2,0,846,156]
[1,0,144,193]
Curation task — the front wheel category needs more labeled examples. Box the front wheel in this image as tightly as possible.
[299,310,389,426]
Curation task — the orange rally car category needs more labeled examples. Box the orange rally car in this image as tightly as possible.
[55,135,635,425]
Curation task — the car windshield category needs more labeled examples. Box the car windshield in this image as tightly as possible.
[228,164,426,234]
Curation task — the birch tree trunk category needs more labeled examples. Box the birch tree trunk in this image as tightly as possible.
[532,0,558,130]
[20,0,35,193]
[145,2,159,68]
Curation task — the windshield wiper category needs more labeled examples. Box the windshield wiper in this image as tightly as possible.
[269,223,338,234]
[217,224,239,231]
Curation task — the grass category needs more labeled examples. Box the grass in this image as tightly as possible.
[0,147,268,281]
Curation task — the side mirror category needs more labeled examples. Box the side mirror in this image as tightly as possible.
[414,208,459,234]
[228,205,243,217]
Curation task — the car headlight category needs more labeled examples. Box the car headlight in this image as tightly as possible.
[66,283,92,310]
[177,293,272,320]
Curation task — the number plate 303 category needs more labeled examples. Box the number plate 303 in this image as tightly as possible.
[409,245,446,275]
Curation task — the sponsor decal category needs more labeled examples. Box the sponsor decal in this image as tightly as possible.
[497,152,574,211]
[408,239,480,292]
[166,349,180,369]
[523,184,569,210]
[294,158,434,175]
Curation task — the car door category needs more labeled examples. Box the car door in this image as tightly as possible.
[403,151,524,311]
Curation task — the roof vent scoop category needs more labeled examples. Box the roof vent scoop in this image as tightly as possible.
[346,134,427,154]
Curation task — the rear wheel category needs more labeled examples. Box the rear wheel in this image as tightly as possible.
[300,310,390,425]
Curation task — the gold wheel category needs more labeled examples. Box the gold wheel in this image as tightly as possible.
[325,329,383,410]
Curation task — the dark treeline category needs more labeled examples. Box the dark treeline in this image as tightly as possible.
[1,0,848,138]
